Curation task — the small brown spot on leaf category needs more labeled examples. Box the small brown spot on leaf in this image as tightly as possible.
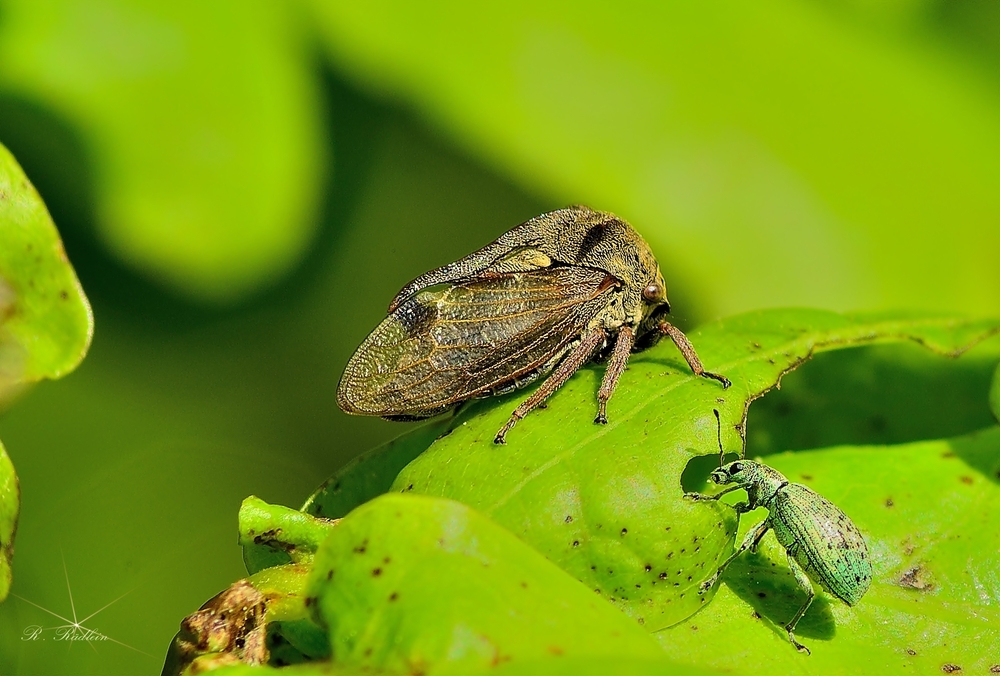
[800,474,813,481]
[906,649,917,656]
[885,498,894,508]
[547,646,564,656]
[372,568,382,577]
[959,476,973,485]
[389,592,398,602]
[621,528,628,536]
[941,665,962,674]
[898,565,934,591]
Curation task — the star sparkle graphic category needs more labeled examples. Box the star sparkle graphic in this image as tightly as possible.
[12,552,154,657]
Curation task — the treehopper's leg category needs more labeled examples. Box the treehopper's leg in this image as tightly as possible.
[595,326,636,425]
[784,554,815,655]
[494,328,606,444]
[657,321,731,388]
[700,518,770,592]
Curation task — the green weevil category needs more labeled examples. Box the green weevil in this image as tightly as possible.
[338,206,729,444]
[686,412,872,654]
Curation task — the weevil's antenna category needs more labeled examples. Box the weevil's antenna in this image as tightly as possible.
[713,409,725,468]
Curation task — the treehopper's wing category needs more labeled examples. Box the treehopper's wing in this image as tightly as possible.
[338,266,616,418]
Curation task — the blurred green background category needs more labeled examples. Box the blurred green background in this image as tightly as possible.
[0,1,998,674]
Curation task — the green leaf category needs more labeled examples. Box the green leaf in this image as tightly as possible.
[303,418,452,521]
[0,440,18,602]
[304,2,1000,318]
[305,493,666,675]
[747,340,1000,455]
[0,142,92,395]
[990,361,1000,424]
[655,427,1000,674]
[204,664,386,676]
[0,0,325,302]
[205,657,727,676]
[239,495,340,576]
[389,309,1000,630]
[244,422,452,575]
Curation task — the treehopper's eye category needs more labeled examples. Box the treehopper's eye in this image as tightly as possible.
[643,283,664,302]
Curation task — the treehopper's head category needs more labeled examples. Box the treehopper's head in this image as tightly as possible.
[635,274,672,349]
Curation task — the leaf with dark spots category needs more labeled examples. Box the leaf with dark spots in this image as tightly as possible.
[389,310,1000,629]
[654,428,1000,673]
[239,497,340,574]
[305,494,667,674]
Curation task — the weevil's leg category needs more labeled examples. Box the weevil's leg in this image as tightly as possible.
[684,484,743,502]
[700,518,770,592]
[595,326,636,425]
[493,329,606,444]
[657,321,731,388]
[784,553,815,656]
[747,518,770,554]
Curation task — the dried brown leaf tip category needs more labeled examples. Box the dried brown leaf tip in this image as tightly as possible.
[171,580,269,671]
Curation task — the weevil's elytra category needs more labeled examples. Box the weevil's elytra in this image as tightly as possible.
[686,425,871,655]
[337,206,729,443]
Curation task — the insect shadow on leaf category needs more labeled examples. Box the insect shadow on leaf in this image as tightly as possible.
[337,206,729,444]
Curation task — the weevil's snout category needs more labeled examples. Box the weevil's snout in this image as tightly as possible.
[709,469,730,485]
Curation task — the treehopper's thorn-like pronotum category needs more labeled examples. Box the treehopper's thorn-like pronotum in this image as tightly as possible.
[337,206,729,443]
